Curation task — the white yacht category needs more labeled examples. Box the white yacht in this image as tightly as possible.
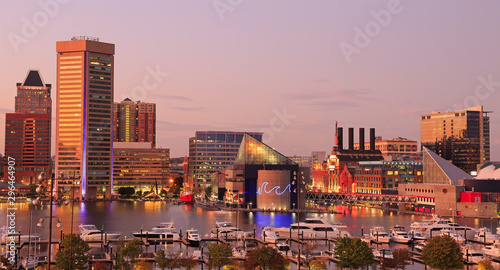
[410,215,473,236]
[274,243,291,257]
[232,247,247,259]
[211,221,253,238]
[152,221,176,231]
[274,218,351,239]
[481,242,500,259]
[0,229,40,244]
[474,227,500,244]
[372,248,393,259]
[360,234,371,244]
[408,230,427,241]
[462,245,484,264]
[78,224,121,241]
[370,227,390,244]
[132,227,180,242]
[301,217,348,230]
[262,227,279,243]
[414,242,427,253]
[186,228,202,246]
[440,229,465,244]
[389,226,411,244]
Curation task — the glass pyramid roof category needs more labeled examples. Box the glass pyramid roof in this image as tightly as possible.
[422,147,472,185]
[234,134,296,165]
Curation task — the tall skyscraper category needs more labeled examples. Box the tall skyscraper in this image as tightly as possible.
[188,131,263,187]
[55,37,114,200]
[113,98,156,147]
[4,70,51,184]
[420,106,490,174]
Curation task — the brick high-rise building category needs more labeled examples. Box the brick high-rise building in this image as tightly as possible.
[4,70,52,184]
[420,106,490,174]
[113,98,156,147]
[55,37,115,200]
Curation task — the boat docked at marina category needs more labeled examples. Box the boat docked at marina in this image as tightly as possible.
[370,226,390,244]
[262,226,279,243]
[408,230,427,241]
[462,245,484,264]
[211,221,253,238]
[301,217,348,230]
[186,228,202,246]
[481,242,500,259]
[0,227,40,244]
[132,227,180,242]
[152,221,176,231]
[274,243,291,257]
[440,229,466,244]
[372,248,393,259]
[414,242,427,253]
[389,226,412,244]
[474,227,500,244]
[273,218,351,239]
[409,215,474,236]
[78,224,121,241]
[232,247,247,259]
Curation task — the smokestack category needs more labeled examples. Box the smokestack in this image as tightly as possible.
[370,128,376,151]
[337,127,343,150]
[359,128,365,151]
[334,121,338,147]
[348,127,354,150]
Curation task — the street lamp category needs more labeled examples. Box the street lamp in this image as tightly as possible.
[60,172,78,270]
[37,172,56,270]
[293,170,305,270]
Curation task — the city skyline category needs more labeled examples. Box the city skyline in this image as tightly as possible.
[1,1,499,160]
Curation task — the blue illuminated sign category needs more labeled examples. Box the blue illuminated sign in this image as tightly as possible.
[257,182,291,196]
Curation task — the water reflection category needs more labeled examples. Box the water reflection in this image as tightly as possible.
[2,201,500,239]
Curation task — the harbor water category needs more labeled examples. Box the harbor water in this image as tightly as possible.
[2,201,499,269]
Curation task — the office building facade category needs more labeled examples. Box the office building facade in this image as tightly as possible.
[4,70,52,184]
[113,98,156,147]
[421,106,490,173]
[55,37,115,200]
[188,131,263,187]
[112,142,169,192]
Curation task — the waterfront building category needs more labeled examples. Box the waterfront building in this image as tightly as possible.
[395,147,500,217]
[188,131,263,187]
[4,70,51,184]
[354,137,418,161]
[355,161,423,194]
[420,106,490,174]
[55,37,114,200]
[223,134,306,209]
[327,127,383,193]
[113,98,156,147]
[112,142,169,192]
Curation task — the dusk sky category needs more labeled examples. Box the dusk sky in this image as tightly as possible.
[1,0,499,160]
